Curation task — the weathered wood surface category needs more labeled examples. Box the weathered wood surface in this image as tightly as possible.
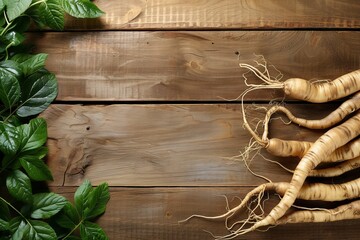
[42,104,336,187]
[61,0,360,30]
[31,1,360,239]
[30,31,360,101]
[52,186,360,240]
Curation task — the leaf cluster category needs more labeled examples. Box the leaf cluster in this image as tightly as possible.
[0,1,109,239]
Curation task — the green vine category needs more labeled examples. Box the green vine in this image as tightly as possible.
[0,1,110,239]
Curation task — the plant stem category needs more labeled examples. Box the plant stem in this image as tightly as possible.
[29,0,46,8]
[0,196,31,226]
[0,12,11,36]
[62,219,84,240]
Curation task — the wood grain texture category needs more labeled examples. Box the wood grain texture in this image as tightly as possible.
[15,0,360,239]
[61,0,360,30]
[52,186,360,240]
[42,104,336,187]
[29,31,360,101]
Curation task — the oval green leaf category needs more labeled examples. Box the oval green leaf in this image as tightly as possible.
[0,122,21,155]
[25,220,57,240]
[17,71,58,117]
[0,61,21,110]
[19,156,53,181]
[61,0,104,18]
[31,192,67,219]
[6,170,32,203]
[4,0,32,21]
[18,118,47,152]
[28,0,65,30]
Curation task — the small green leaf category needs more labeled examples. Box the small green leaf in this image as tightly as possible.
[31,192,67,219]
[5,115,22,127]
[0,60,22,78]
[8,216,21,233]
[0,122,21,155]
[61,0,104,18]
[80,221,108,240]
[6,169,32,203]
[9,218,29,240]
[11,53,48,77]
[24,220,56,240]
[20,146,48,160]
[0,61,21,110]
[18,118,47,152]
[28,0,65,30]
[17,70,58,117]
[4,31,25,46]
[56,202,79,229]
[84,182,110,219]
[4,0,32,21]
[19,155,53,181]
[0,218,8,231]
[74,179,92,215]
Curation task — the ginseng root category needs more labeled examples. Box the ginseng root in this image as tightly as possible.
[234,112,360,236]
[276,199,360,225]
[239,62,360,103]
[262,92,360,140]
[309,156,360,177]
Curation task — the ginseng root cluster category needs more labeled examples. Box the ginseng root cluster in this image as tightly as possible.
[183,58,360,239]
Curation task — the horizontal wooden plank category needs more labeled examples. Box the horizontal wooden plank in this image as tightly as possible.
[61,0,360,30]
[52,186,360,240]
[30,31,360,101]
[42,104,335,187]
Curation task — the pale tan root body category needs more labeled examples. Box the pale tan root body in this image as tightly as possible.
[310,156,360,177]
[239,63,360,103]
[262,92,360,140]
[182,178,360,224]
[276,199,360,224]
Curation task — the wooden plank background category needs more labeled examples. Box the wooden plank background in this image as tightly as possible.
[33,0,360,239]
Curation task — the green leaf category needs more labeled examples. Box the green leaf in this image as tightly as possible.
[6,170,32,203]
[74,179,92,215]
[80,221,108,240]
[31,192,67,219]
[0,199,10,220]
[8,217,21,233]
[0,122,21,155]
[0,60,22,78]
[28,0,65,30]
[3,31,25,46]
[0,1,4,12]
[9,218,29,240]
[7,15,31,33]
[2,154,18,170]
[84,182,110,219]
[0,218,8,231]
[19,155,53,181]
[0,61,21,109]
[24,220,56,240]
[60,0,104,18]
[18,118,47,152]
[11,53,48,77]
[20,146,48,160]
[5,115,22,127]
[4,0,32,21]
[55,202,79,229]
[17,70,58,117]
